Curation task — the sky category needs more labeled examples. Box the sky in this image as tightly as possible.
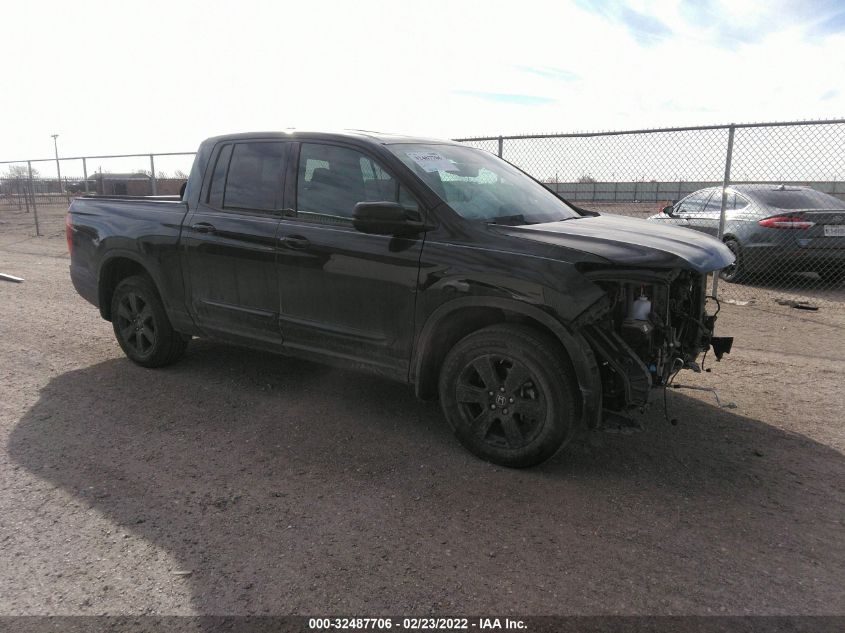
[1,0,844,168]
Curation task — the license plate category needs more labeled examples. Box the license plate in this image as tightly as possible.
[823,225,845,237]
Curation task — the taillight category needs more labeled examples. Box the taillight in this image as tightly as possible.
[65,214,73,254]
[757,214,814,229]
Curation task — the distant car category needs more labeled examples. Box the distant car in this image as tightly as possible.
[649,184,845,283]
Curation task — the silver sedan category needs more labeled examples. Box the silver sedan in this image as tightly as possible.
[649,184,845,283]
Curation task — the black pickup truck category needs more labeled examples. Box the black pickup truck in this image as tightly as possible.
[67,130,734,467]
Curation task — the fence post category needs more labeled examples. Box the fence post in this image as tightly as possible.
[28,161,40,236]
[82,157,89,194]
[711,124,736,298]
[497,136,503,158]
[52,142,65,204]
[149,154,157,195]
[22,179,30,213]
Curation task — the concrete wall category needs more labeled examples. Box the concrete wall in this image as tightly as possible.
[545,180,845,203]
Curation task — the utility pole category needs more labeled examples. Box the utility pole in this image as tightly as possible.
[51,133,64,198]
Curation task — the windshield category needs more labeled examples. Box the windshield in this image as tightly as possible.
[388,143,580,224]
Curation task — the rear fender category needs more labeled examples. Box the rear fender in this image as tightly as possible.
[98,251,157,317]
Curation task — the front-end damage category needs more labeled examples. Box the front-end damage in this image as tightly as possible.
[573,267,732,425]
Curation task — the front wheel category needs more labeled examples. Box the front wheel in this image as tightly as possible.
[438,324,578,468]
[111,275,188,367]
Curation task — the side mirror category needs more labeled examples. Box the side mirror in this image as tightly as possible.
[662,204,675,216]
[352,202,426,235]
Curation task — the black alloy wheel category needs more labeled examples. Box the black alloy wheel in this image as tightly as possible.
[116,291,157,358]
[455,354,547,450]
[439,324,577,468]
[111,275,188,367]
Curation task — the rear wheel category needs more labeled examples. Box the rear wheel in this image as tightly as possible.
[438,324,577,468]
[719,237,745,283]
[111,275,188,367]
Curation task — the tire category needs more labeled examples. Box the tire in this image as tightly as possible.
[110,275,188,368]
[438,324,578,468]
[719,237,745,283]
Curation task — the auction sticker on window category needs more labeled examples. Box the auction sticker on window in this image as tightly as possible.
[405,151,460,172]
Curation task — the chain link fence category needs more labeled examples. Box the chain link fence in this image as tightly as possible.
[3,120,844,304]
[0,152,195,239]
[457,119,845,303]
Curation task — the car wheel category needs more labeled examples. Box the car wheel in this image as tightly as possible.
[438,324,577,468]
[111,275,188,367]
[719,238,745,283]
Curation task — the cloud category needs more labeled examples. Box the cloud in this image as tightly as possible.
[577,0,673,44]
[454,92,558,106]
[814,6,845,36]
[678,0,845,47]
[677,0,767,47]
[0,0,843,158]
[515,66,580,82]
[616,5,673,43]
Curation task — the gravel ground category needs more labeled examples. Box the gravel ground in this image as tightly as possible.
[1,229,844,617]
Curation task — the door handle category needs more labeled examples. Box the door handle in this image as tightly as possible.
[191,222,216,234]
[282,235,310,250]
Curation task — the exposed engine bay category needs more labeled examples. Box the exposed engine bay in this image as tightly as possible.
[580,269,732,415]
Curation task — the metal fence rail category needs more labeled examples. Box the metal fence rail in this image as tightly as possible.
[456,119,845,300]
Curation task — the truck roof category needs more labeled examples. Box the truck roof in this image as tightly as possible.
[201,129,461,147]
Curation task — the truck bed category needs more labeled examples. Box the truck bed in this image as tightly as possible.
[67,195,191,328]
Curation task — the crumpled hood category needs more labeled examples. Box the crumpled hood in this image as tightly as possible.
[498,213,735,273]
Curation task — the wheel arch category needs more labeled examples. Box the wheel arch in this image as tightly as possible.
[411,297,602,427]
[97,252,160,321]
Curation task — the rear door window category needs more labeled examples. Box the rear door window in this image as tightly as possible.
[703,189,726,214]
[675,190,712,216]
[732,192,750,210]
[206,144,233,208]
[222,142,287,212]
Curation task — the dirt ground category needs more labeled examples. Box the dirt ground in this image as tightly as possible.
[1,220,844,616]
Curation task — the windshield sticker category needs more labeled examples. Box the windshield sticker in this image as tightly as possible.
[405,151,460,172]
